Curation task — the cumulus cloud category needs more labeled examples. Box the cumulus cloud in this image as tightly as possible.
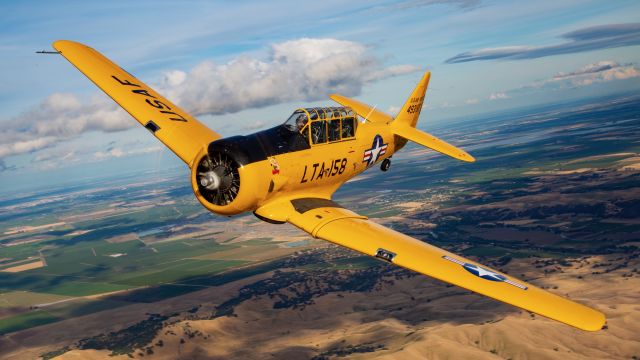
[465,98,479,104]
[160,38,420,116]
[0,93,131,158]
[489,92,509,100]
[529,61,639,89]
[0,38,419,159]
[446,23,640,63]
[162,70,187,87]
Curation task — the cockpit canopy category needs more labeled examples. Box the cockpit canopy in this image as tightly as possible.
[205,107,359,171]
[284,107,357,145]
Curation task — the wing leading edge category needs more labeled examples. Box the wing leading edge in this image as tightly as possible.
[53,40,220,166]
[283,198,605,331]
[330,94,394,123]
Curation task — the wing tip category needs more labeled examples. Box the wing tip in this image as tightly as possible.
[52,39,72,49]
[329,93,345,102]
[459,152,476,163]
[578,311,607,332]
[552,305,606,332]
[52,40,87,53]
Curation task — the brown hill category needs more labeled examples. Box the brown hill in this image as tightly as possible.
[54,255,639,360]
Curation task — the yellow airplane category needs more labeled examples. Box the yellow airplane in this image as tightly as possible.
[53,40,605,331]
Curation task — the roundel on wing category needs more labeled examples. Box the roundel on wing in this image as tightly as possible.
[462,263,507,282]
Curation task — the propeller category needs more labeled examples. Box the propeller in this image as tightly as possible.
[196,152,240,206]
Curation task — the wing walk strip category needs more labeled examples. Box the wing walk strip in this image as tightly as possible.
[285,198,605,332]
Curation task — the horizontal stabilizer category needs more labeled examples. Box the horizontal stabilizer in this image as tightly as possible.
[393,125,475,162]
[330,94,393,123]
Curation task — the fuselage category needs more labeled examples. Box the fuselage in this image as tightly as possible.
[191,107,405,217]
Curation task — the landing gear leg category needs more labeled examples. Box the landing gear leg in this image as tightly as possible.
[380,158,391,172]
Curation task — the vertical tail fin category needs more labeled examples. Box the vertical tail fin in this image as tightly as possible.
[391,71,475,162]
[394,71,430,128]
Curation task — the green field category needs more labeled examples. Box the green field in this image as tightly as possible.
[0,310,62,335]
[0,186,293,335]
[0,238,251,295]
[0,257,287,335]
[0,297,135,335]
[0,209,288,335]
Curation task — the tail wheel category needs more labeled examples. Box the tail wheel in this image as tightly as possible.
[196,152,240,206]
[380,158,391,172]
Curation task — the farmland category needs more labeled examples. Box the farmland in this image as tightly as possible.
[0,170,315,334]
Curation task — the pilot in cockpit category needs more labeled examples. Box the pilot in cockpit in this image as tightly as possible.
[296,114,308,132]
[284,113,310,151]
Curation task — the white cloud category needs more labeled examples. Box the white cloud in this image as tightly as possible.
[542,60,640,86]
[388,105,401,116]
[243,120,266,131]
[465,98,479,104]
[489,92,509,100]
[0,38,419,160]
[94,148,125,160]
[162,70,187,87]
[28,147,82,171]
[365,64,422,82]
[531,61,639,88]
[33,150,76,163]
[93,146,162,160]
[488,60,640,99]
[1,137,58,158]
[0,93,132,158]
[161,38,420,116]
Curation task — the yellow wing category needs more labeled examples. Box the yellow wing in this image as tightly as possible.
[53,40,221,167]
[329,94,394,123]
[281,198,605,331]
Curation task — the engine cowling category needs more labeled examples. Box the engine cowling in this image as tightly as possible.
[195,151,240,206]
[190,137,263,216]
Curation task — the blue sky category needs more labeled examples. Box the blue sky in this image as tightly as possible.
[1,0,639,192]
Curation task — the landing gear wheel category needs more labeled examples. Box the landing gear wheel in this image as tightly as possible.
[380,158,391,172]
